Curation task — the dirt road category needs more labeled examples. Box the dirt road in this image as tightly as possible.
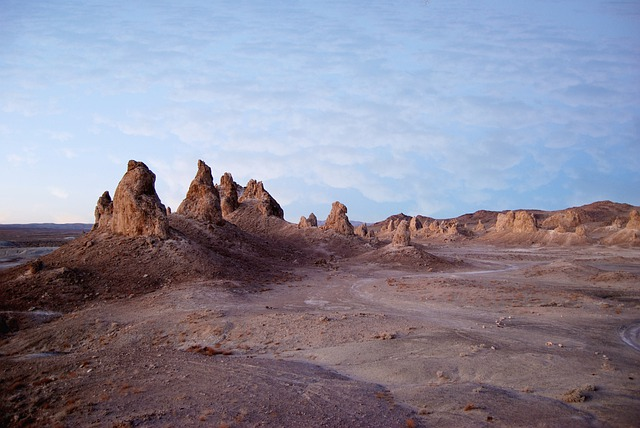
[2,244,639,427]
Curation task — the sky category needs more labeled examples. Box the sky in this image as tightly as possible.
[1,0,639,224]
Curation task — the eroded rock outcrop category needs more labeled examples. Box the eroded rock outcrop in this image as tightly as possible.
[495,210,537,233]
[110,160,169,239]
[177,160,224,225]
[93,191,113,230]
[238,179,284,218]
[409,217,422,233]
[219,172,240,217]
[355,223,372,238]
[542,209,582,231]
[392,220,411,247]
[626,210,640,230]
[322,201,354,235]
[299,213,318,228]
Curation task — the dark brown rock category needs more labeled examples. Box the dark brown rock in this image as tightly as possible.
[219,172,240,217]
[93,191,113,230]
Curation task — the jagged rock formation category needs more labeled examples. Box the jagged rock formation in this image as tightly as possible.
[177,160,224,225]
[380,214,412,233]
[93,191,113,230]
[392,220,411,247]
[355,223,374,238]
[110,160,169,239]
[238,179,284,218]
[219,172,240,217]
[542,209,582,230]
[322,201,354,235]
[409,217,422,233]
[298,213,318,228]
[626,210,640,230]
[495,210,537,233]
[475,220,486,233]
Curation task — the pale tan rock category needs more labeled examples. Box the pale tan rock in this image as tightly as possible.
[392,220,411,247]
[177,160,224,225]
[239,179,284,218]
[93,191,113,230]
[354,223,369,238]
[474,220,486,232]
[542,209,582,230]
[496,210,537,233]
[219,172,239,217]
[111,160,169,239]
[626,210,640,230]
[322,201,354,235]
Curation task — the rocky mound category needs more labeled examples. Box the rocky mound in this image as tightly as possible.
[321,201,354,235]
[238,179,284,218]
[176,160,224,225]
[495,210,538,233]
[600,209,640,246]
[541,209,583,231]
[353,243,457,271]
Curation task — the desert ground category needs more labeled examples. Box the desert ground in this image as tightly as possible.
[1,228,639,427]
[1,161,639,427]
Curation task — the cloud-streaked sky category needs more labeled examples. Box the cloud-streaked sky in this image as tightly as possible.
[1,0,639,224]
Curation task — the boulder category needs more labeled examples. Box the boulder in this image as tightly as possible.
[93,191,113,230]
[238,179,284,218]
[299,213,318,228]
[392,220,411,247]
[110,160,169,239]
[219,172,240,217]
[177,160,224,225]
[495,210,537,233]
[322,201,354,235]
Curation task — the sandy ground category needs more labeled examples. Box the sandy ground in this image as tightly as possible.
[1,242,639,427]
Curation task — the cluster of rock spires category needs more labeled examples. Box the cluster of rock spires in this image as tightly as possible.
[93,160,285,239]
[92,159,640,247]
[92,159,367,242]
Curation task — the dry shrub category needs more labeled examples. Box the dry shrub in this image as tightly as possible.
[561,384,596,403]
[187,344,233,356]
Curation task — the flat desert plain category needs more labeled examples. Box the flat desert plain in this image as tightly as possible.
[1,234,639,427]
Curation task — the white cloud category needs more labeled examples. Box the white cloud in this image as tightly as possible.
[49,187,69,199]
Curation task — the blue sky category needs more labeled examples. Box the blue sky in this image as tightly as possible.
[1,0,639,223]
